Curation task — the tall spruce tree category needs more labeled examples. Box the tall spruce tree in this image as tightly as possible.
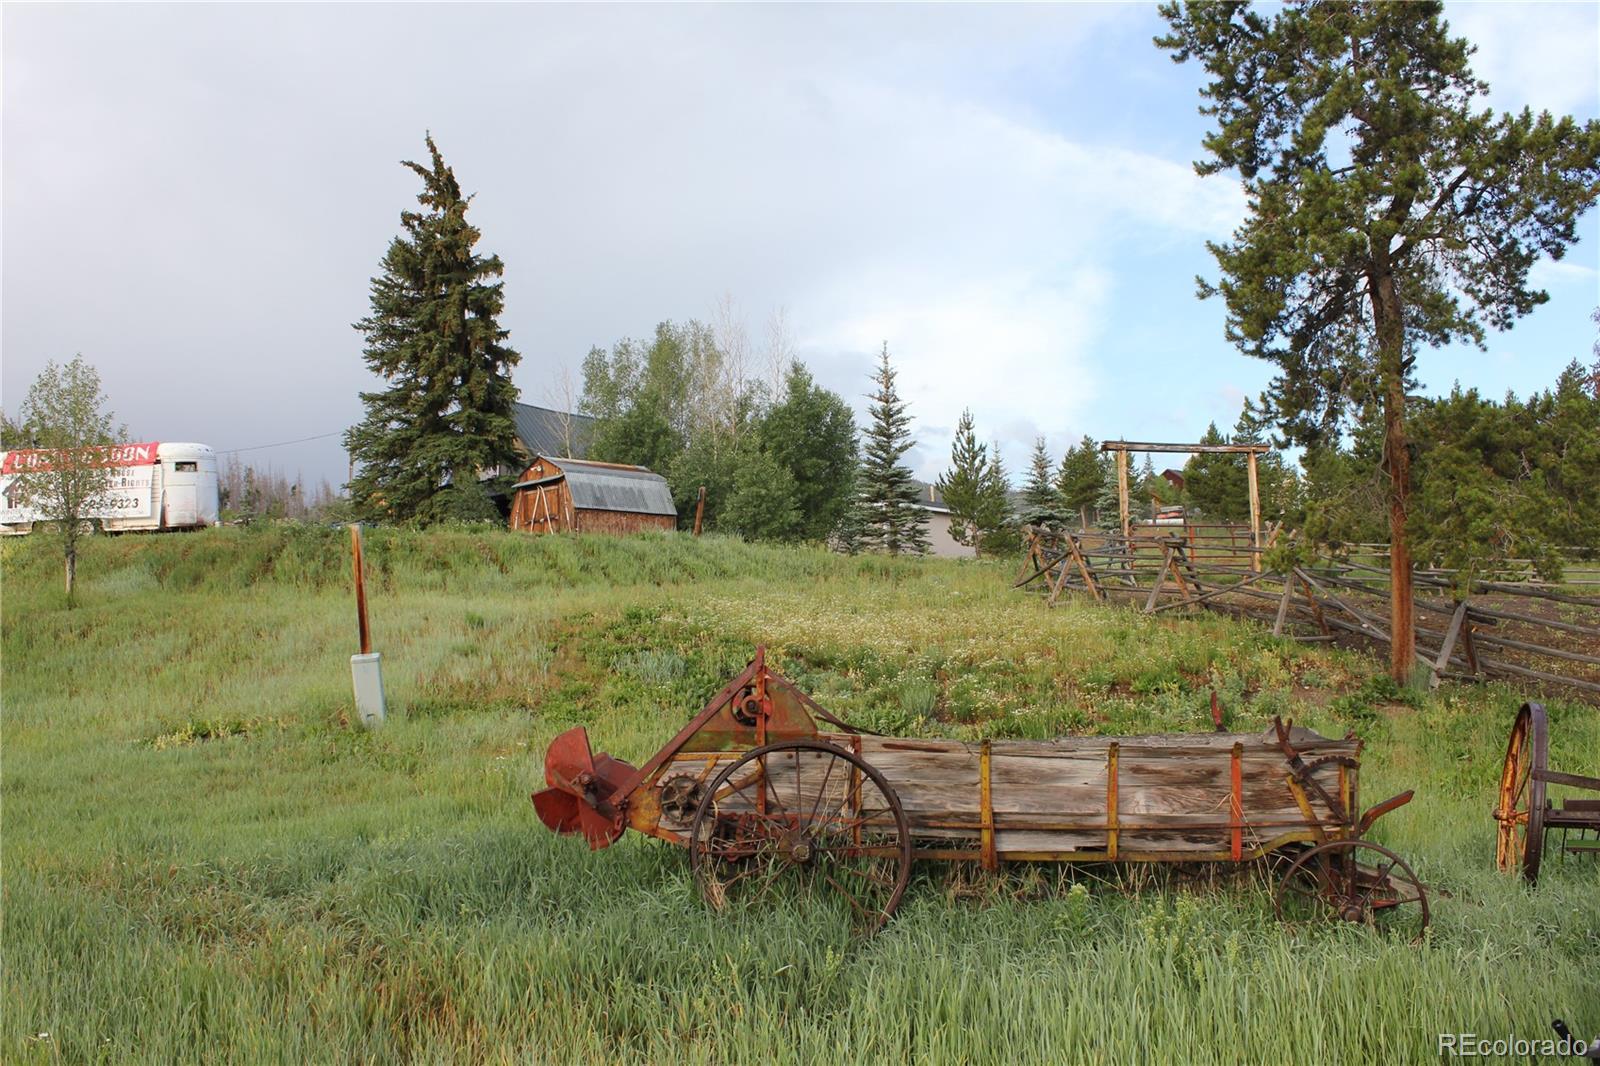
[981,442,1021,554]
[345,134,521,524]
[1183,422,1247,520]
[1094,460,1122,532]
[856,342,929,555]
[937,409,1009,553]
[1590,308,1600,400]
[1159,1,1600,682]
[1135,455,1161,519]
[1021,436,1059,514]
[1232,397,1291,521]
[935,408,985,548]
[1055,436,1104,523]
[1540,360,1600,551]
[1407,383,1563,582]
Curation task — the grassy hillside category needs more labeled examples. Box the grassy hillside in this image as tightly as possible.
[4,526,1597,1064]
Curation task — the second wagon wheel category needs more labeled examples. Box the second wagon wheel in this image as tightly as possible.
[1494,702,1549,884]
[1274,840,1430,940]
[688,740,912,933]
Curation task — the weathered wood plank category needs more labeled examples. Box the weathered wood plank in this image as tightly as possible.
[855,728,1355,842]
[647,732,1373,859]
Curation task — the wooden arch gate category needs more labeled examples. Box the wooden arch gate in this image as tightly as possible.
[1101,440,1273,573]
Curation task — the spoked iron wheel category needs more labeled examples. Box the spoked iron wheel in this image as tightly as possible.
[1494,702,1547,884]
[1274,839,1430,940]
[688,740,912,933]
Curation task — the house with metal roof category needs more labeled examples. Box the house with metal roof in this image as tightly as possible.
[909,479,978,559]
[509,455,677,535]
[510,402,596,462]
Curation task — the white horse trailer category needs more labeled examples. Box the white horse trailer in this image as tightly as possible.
[0,441,220,535]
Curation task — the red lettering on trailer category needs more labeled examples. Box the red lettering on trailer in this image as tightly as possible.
[1,442,161,474]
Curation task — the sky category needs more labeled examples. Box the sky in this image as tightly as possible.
[4,3,1597,489]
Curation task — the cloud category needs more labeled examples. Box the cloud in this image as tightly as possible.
[1447,3,1600,117]
[2,3,1254,487]
[1529,257,1599,290]
[812,267,1113,480]
[708,69,1245,478]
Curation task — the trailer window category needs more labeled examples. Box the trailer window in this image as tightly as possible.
[174,461,198,472]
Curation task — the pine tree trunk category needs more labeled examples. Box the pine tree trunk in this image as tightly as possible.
[1382,380,1415,683]
[1373,269,1415,685]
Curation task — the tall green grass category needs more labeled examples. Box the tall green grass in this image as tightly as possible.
[3,526,1597,1064]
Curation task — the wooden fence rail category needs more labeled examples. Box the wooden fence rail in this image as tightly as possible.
[1325,543,1600,586]
[1017,526,1600,700]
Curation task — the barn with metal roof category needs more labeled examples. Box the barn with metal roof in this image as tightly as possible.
[508,455,677,535]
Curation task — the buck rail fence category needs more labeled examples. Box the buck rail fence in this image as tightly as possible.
[1017,525,1600,700]
[1332,544,1600,587]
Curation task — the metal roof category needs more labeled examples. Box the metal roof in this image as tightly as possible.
[909,479,952,514]
[511,403,596,460]
[514,456,678,517]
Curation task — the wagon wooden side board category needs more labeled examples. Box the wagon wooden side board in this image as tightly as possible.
[534,649,1428,934]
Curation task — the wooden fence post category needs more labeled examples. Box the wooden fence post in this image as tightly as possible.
[1430,598,1470,688]
[1116,449,1130,540]
[1247,450,1261,574]
[1046,547,1075,607]
[1067,535,1102,602]
[1144,547,1173,613]
[348,524,385,728]
[351,524,371,656]
[1272,572,1296,637]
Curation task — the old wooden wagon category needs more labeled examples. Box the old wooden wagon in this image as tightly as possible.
[534,650,1427,933]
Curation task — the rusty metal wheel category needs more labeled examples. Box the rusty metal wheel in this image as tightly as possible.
[688,740,912,933]
[1274,839,1429,939]
[1494,702,1548,884]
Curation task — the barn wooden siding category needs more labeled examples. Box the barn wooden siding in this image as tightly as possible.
[569,509,675,535]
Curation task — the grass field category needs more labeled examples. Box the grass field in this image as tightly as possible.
[3,525,1597,1064]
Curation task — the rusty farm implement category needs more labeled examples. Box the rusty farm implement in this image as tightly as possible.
[533,649,1428,934]
[1494,701,1600,884]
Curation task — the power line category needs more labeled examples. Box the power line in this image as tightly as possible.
[217,431,343,455]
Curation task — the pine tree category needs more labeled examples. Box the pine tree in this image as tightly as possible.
[1233,397,1290,521]
[1136,455,1160,520]
[1300,402,1389,548]
[1183,422,1247,520]
[855,342,929,556]
[1407,383,1560,582]
[936,409,989,549]
[832,487,867,555]
[1054,436,1104,523]
[980,443,1021,554]
[1159,2,1600,682]
[1542,360,1600,550]
[1021,436,1059,515]
[1590,308,1600,401]
[1094,461,1122,532]
[344,134,521,524]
